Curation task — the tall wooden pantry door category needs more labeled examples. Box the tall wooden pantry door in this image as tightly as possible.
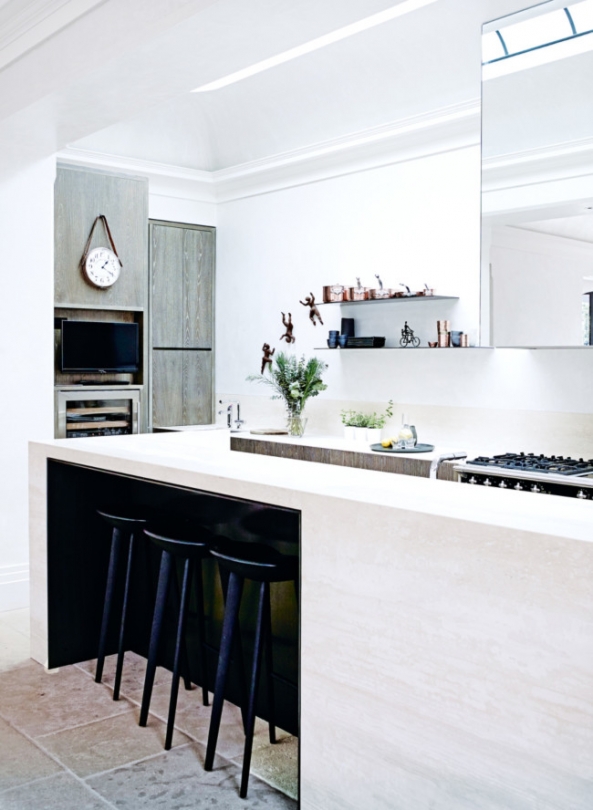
[149,221,214,428]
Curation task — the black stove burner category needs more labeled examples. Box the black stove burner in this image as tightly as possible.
[468,452,593,476]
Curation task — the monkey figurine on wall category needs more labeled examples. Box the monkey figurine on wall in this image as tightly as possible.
[280,312,296,344]
[261,343,275,374]
[300,292,324,326]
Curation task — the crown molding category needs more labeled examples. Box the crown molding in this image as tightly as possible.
[213,99,480,202]
[482,136,593,193]
[0,0,107,70]
[57,147,216,202]
[491,224,593,259]
[61,99,481,204]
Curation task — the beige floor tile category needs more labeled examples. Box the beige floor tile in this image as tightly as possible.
[125,666,291,758]
[0,627,30,674]
[0,661,131,737]
[76,656,299,798]
[0,609,30,638]
[76,652,147,697]
[87,742,297,809]
[0,772,112,809]
[241,735,299,801]
[39,709,191,778]
[0,716,62,792]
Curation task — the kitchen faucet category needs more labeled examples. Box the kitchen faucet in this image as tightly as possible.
[218,400,245,431]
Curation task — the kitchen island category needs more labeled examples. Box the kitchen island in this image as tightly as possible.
[29,430,593,810]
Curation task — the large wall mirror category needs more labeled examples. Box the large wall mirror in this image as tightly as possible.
[481,0,593,347]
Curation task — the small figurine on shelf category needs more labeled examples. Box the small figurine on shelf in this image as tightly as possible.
[280,312,296,344]
[299,292,324,326]
[400,321,420,348]
[261,343,275,374]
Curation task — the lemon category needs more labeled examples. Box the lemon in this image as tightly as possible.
[381,439,393,448]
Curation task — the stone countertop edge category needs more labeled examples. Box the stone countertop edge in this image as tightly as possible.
[28,430,593,545]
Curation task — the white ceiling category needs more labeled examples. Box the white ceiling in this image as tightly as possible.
[518,213,593,243]
[0,0,535,175]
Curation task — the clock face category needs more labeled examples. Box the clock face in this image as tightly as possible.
[84,247,121,288]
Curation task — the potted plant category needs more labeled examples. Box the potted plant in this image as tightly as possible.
[340,409,367,441]
[340,401,393,442]
[365,400,394,442]
[247,352,327,436]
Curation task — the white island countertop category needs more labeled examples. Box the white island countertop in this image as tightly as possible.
[29,429,593,544]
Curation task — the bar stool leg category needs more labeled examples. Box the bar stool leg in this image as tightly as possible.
[240,580,268,799]
[263,582,276,744]
[169,566,193,692]
[194,558,209,706]
[165,558,192,750]
[139,550,172,727]
[96,527,123,684]
[113,532,135,700]
[220,567,248,732]
[204,571,244,771]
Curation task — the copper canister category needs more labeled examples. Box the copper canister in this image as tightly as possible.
[437,333,450,348]
[460,334,469,347]
[348,286,370,301]
[437,320,450,334]
[322,285,346,303]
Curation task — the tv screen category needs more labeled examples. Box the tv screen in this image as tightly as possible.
[61,321,139,373]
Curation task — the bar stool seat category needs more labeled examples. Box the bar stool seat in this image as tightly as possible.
[95,505,150,700]
[204,536,298,799]
[139,519,213,750]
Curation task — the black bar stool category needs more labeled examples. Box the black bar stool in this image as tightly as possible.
[139,519,213,750]
[204,537,298,799]
[95,506,149,700]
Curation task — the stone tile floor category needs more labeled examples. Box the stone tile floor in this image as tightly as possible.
[0,609,298,809]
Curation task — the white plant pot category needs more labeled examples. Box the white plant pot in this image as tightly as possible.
[343,426,356,441]
[352,427,367,441]
[366,427,382,443]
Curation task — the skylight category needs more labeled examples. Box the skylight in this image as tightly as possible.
[192,0,439,93]
[483,0,593,79]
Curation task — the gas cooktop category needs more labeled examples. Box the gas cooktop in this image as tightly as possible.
[454,452,593,499]
[468,452,593,476]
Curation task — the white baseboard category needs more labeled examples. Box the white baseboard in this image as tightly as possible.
[0,564,29,611]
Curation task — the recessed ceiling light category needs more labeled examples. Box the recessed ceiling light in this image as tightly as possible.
[192,0,439,93]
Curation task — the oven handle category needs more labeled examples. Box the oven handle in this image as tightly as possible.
[429,452,467,479]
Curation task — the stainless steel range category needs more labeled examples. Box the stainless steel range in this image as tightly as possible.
[454,453,593,499]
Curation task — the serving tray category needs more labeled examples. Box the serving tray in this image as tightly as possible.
[370,443,435,454]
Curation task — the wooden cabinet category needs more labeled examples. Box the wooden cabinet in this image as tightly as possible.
[55,166,148,309]
[149,221,214,428]
[152,350,213,428]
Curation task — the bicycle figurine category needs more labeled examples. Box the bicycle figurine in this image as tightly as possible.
[400,321,420,348]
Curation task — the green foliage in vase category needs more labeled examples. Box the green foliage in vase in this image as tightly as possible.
[341,400,393,428]
[247,352,328,415]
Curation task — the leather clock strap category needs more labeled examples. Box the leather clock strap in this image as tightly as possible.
[80,214,123,269]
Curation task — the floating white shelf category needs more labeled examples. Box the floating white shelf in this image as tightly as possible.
[318,295,459,306]
[314,347,493,351]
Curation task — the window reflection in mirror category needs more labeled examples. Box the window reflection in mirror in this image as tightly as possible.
[481,0,593,347]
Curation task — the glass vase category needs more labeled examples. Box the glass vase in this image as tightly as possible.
[286,412,307,437]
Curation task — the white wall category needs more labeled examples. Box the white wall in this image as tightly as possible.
[215,145,593,423]
[216,145,481,391]
[0,159,55,611]
[490,226,593,347]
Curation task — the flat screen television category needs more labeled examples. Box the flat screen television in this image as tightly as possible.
[61,320,140,373]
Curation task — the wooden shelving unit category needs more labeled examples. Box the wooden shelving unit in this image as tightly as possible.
[55,388,141,438]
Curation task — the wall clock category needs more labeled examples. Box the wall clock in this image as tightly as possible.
[80,214,123,289]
